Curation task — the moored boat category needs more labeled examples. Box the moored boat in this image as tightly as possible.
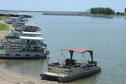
[0,31,49,59]
[0,15,49,59]
[40,48,101,83]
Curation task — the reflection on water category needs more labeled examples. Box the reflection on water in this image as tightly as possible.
[0,13,126,84]
[69,73,101,84]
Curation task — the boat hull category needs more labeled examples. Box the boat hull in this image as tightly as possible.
[40,66,101,83]
[0,55,47,59]
[41,74,60,82]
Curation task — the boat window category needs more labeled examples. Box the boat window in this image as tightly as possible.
[5,54,10,55]
[35,55,40,56]
[26,54,30,56]
[15,54,20,56]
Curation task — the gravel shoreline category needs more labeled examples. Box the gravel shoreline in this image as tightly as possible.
[0,69,60,84]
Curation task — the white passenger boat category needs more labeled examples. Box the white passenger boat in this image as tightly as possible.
[0,31,49,59]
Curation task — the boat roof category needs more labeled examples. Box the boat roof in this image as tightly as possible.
[22,31,42,35]
[19,36,44,40]
[62,48,93,53]
[12,22,25,24]
[25,23,37,26]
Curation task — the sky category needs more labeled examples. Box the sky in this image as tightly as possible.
[0,0,125,12]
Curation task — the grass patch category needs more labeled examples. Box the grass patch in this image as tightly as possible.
[0,16,11,21]
[0,23,9,30]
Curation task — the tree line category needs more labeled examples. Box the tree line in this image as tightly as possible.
[90,7,115,15]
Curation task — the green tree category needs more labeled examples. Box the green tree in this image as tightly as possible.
[116,12,120,15]
[90,7,115,15]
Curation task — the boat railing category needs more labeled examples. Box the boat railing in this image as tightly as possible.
[86,61,97,66]
[47,61,97,73]
[48,62,60,67]
[48,62,86,69]
[48,65,72,73]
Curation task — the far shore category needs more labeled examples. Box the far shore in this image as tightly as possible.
[43,12,126,18]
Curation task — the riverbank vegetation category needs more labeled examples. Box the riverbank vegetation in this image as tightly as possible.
[90,7,115,15]
[0,23,9,30]
[0,16,11,30]
[0,16,11,21]
[116,12,125,15]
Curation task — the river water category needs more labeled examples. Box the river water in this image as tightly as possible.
[0,12,126,84]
